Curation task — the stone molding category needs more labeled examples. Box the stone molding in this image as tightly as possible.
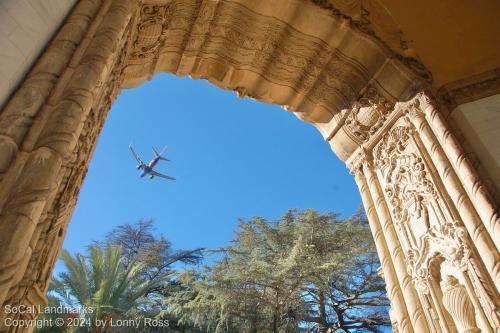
[310,0,432,84]
[439,68,500,110]
[122,0,426,125]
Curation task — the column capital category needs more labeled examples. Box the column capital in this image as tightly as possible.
[398,91,436,122]
[346,148,374,176]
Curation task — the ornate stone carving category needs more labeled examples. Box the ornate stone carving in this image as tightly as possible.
[130,3,173,60]
[373,125,438,244]
[344,86,394,143]
[441,276,480,333]
[0,0,104,179]
[405,220,471,295]
[123,0,426,122]
[7,12,136,320]
[367,95,499,332]
[310,0,432,83]
[373,121,474,298]
[0,1,136,329]
[401,94,500,289]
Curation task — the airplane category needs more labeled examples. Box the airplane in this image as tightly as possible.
[128,144,176,180]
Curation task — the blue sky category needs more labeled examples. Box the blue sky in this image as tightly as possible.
[62,73,361,256]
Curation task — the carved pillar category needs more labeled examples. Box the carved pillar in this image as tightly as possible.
[403,97,500,331]
[460,268,498,332]
[3,26,133,333]
[420,101,500,251]
[344,91,500,333]
[0,0,136,328]
[352,165,414,332]
[405,97,500,289]
[441,276,480,333]
[0,0,105,181]
[359,155,430,333]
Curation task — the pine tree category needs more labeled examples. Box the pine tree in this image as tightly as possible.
[166,209,390,332]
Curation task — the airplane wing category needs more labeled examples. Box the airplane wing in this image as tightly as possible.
[129,144,144,164]
[150,170,176,180]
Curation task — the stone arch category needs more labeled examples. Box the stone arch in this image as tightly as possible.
[120,0,426,122]
[0,1,499,332]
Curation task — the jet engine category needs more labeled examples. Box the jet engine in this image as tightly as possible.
[150,175,154,179]
[136,165,141,169]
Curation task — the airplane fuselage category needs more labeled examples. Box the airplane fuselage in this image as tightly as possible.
[139,157,161,177]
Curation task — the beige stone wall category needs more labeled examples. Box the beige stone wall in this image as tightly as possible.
[0,0,77,108]
[451,95,500,202]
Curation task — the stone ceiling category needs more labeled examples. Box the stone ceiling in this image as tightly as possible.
[320,0,500,88]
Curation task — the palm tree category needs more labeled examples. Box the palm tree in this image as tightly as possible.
[48,242,171,333]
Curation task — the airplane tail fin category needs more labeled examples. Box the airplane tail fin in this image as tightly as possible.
[153,146,171,161]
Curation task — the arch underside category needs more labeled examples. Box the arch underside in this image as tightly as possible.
[0,1,498,332]
[123,0,425,125]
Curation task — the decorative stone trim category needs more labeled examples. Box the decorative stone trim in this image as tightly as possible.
[439,68,500,110]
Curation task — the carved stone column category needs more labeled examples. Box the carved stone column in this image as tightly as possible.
[441,276,480,333]
[404,97,499,290]
[352,164,414,332]
[359,154,430,333]
[0,0,105,180]
[344,91,500,333]
[0,0,136,328]
[418,100,500,251]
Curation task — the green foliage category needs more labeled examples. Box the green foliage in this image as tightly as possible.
[39,213,389,333]
[165,209,390,333]
[45,242,171,332]
[101,219,204,331]
[102,219,203,282]
[37,220,203,333]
